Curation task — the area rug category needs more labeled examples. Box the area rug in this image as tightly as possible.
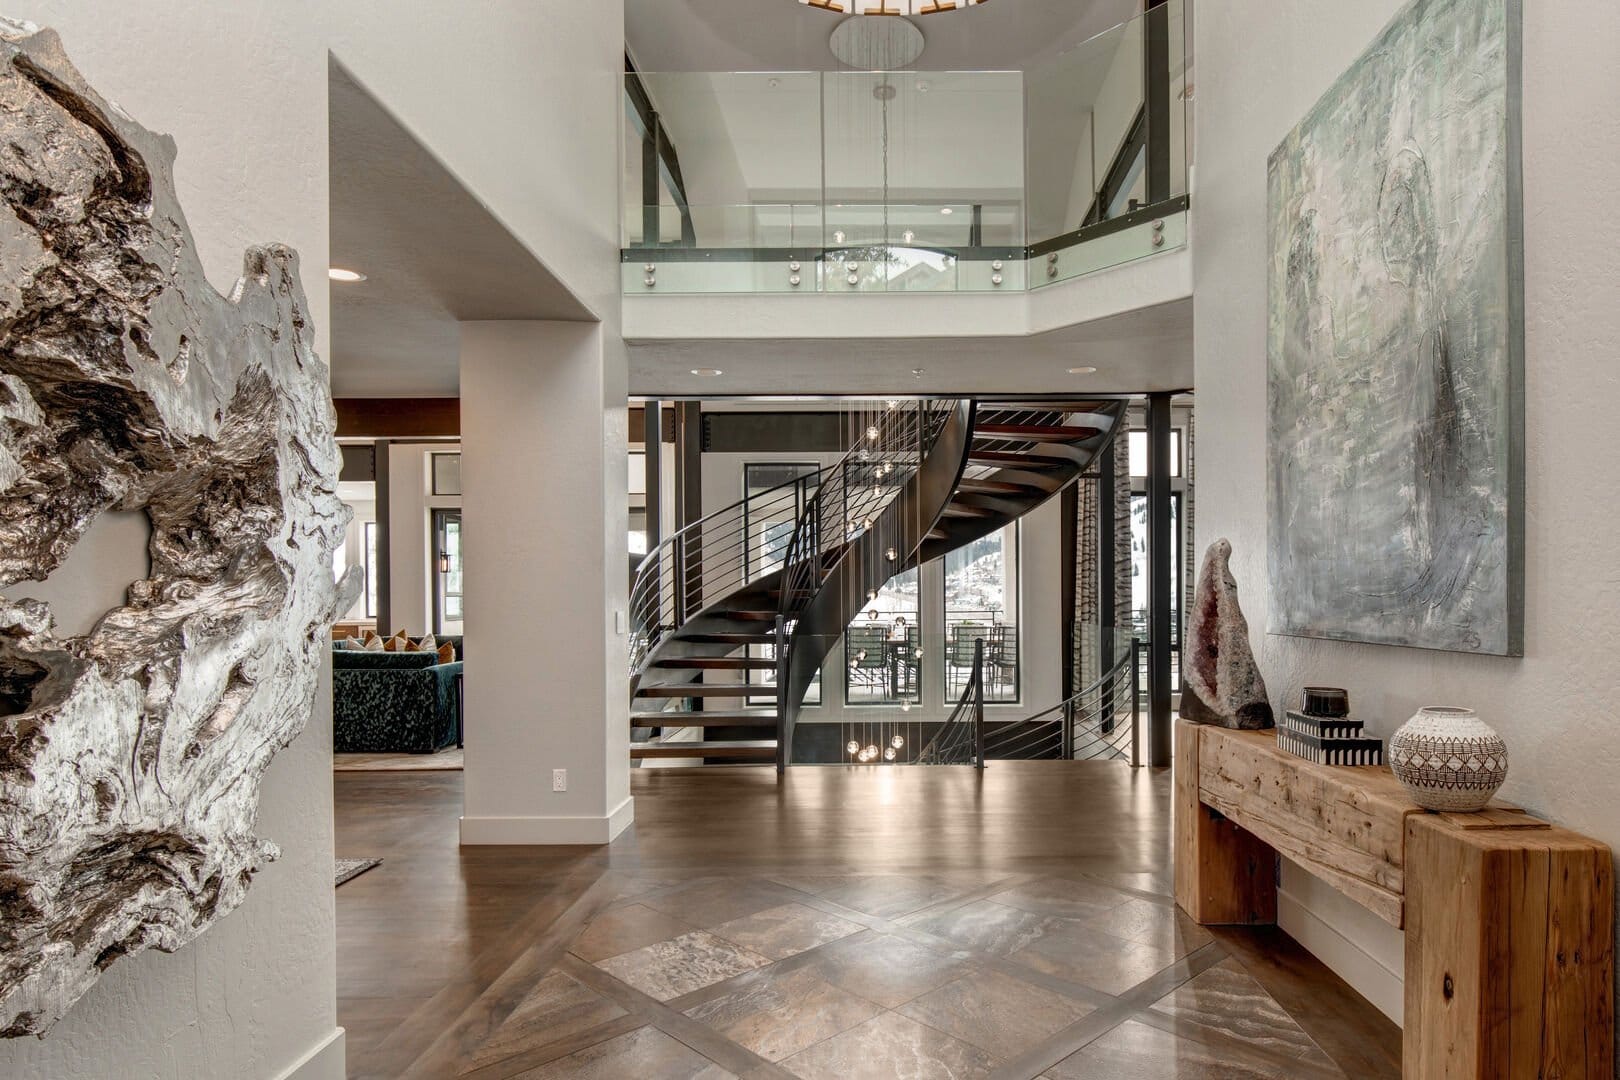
[335,858,382,887]
[333,748,463,772]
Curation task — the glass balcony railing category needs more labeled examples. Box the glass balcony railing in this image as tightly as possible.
[623,0,1187,296]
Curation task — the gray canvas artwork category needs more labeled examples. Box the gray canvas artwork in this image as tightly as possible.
[1267,0,1523,655]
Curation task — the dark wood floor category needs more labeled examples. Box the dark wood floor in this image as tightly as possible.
[335,763,1401,1079]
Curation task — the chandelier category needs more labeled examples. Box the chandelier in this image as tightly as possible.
[801,0,988,14]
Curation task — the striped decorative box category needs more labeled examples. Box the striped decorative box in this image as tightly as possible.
[1277,726,1385,766]
[1282,710,1368,740]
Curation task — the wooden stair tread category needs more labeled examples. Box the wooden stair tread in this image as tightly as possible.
[678,632,776,645]
[631,740,777,760]
[966,450,1068,468]
[631,713,777,727]
[974,423,1102,442]
[635,684,763,698]
[723,610,779,621]
[956,477,1041,495]
[942,504,995,518]
[653,657,776,671]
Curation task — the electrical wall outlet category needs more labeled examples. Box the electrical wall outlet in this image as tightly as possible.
[552,768,567,792]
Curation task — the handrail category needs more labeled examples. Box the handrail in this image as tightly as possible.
[916,638,985,765]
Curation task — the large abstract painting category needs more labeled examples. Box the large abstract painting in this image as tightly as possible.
[1267,0,1523,655]
[0,21,355,1034]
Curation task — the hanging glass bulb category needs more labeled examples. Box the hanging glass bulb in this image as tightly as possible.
[885,547,897,561]
[915,646,924,658]
[886,399,899,410]
[847,739,860,755]
[855,649,867,662]
[901,700,912,713]
[866,425,879,441]
[891,734,905,749]
[884,747,898,761]
[865,744,879,759]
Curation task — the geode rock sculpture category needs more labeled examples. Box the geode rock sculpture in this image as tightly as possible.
[0,21,355,1036]
[1182,539,1274,730]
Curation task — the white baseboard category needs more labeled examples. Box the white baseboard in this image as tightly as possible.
[273,1027,345,1080]
[1278,885,1404,1025]
[460,795,634,845]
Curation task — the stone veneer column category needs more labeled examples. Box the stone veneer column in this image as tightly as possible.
[458,321,632,845]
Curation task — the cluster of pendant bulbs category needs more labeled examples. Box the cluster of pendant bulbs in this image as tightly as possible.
[848,733,905,763]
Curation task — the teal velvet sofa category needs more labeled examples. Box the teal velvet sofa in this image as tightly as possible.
[332,636,463,753]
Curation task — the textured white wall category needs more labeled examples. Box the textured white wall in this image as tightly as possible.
[1193,0,1620,1032]
[1,1,623,1076]
[459,322,631,845]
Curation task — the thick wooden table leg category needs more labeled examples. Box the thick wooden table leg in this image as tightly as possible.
[1405,814,1614,1079]
[1174,720,1278,925]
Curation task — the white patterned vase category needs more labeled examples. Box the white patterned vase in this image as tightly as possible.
[1388,706,1508,812]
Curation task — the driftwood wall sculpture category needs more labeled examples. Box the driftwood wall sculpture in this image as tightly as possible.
[0,21,354,1035]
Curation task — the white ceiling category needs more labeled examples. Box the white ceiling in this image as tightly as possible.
[625,0,1141,74]
[628,297,1193,397]
[328,61,592,398]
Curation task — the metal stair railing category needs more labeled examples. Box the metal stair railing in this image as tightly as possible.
[628,466,822,675]
[915,638,986,766]
[980,633,1139,762]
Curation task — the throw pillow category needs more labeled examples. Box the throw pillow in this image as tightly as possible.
[383,634,409,652]
[416,634,437,654]
[436,641,456,664]
[362,634,385,651]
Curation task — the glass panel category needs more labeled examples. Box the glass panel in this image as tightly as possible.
[431,452,461,496]
[1026,0,1187,247]
[844,567,921,707]
[944,523,1019,703]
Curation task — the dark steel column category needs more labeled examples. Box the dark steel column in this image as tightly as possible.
[1147,392,1173,766]
[643,401,662,552]
[641,115,660,246]
[1097,435,1118,735]
[1144,0,1172,205]
[672,403,702,626]
[1060,483,1078,701]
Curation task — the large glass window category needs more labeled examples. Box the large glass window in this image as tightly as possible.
[944,523,1019,702]
[433,509,463,636]
[363,521,378,618]
[845,567,921,707]
[742,463,818,576]
[1130,492,1181,687]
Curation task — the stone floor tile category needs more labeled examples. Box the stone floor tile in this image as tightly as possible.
[684,965,882,1061]
[512,1025,735,1079]
[706,902,865,961]
[898,967,1095,1059]
[595,931,771,1001]
[779,1011,997,1080]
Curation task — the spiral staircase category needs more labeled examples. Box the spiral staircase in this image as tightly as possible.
[627,398,1127,768]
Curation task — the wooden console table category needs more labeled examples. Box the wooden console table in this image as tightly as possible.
[1174,720,1613,1078]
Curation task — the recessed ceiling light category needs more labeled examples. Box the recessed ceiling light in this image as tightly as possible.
[939,207,954,215]
[690,368,723,377]
[329,267,367,283]
[1067,366,1099,375]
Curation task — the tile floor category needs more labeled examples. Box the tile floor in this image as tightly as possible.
[461,869,1353,1079]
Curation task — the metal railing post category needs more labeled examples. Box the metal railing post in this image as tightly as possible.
[973,638,986,770]
[1061,698,1074,760]
[774,615,789,774]
[1130,638,1142,768]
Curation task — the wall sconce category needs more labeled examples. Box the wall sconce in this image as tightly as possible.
[438,552,451,574]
